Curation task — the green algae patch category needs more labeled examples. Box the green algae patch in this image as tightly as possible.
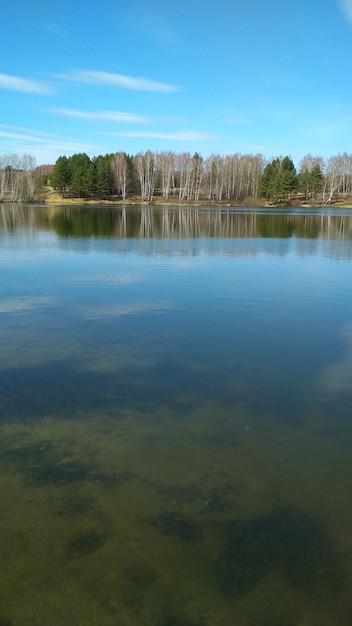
[152,512,202,542]
[68,528,110,558]
[216,506,344,597]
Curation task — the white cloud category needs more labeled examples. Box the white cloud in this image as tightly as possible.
[0,126,79,151]
[101,130,219,141]
[0,128,43,143]
[46,107,149,123]
[0,73,50,94]
[338,0,352,21]
[55,69,180,92]
[0,125,98,161]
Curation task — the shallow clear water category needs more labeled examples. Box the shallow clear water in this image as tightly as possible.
[1,204,352,625]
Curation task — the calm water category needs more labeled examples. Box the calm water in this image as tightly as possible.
[1,204,352,626]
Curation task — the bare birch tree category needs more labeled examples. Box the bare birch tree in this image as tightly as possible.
[190,153,204,201]
[0,155,11,201]
[324,155,342,204]
[176,152,193,201]
[22,154,37,201]
[134,151,155,203]
[111,152,128,200]
[204,154,225,201]
[155,151,175,200]
[7,154,21,202]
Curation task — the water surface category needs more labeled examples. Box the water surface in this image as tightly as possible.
[1,204,352,626]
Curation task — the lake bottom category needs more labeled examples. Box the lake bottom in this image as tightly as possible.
[0,398,351,626]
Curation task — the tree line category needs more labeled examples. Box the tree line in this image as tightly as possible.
[49,151,264,203]
[0,154,38,202]
[49,150,352,205]
[1,150,352,204]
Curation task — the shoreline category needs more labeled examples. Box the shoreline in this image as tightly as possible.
[35,189,352,209]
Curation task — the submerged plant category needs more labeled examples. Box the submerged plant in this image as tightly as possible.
[216,506,343,597]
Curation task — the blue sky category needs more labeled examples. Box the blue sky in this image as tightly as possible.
[1,0,352,167]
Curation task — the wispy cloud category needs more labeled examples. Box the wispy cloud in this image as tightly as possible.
[0,124,98,159]
[0,126,94,151]
[0,73,50,94]
[338,0,352,22]
[101,130,219,141]
[55,69,180,92]
[226,117,252,125]
[246,144,269,153]
[130,5,181,47]
[0,128,43,143]
[46,107,149,124]
[45,22,64,36]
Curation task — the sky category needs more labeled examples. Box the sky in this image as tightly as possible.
[1,0,352,167]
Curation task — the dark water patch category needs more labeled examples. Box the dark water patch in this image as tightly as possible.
[0,435,135,490]
[128,360,247,417]
[152,512,201,542]
[0,618,13,626]
[2,530,30,559]
[249,614,294,626]
[68,528,109,557]
[205,433,240,447]
[199,490,231,514]
[0,361,127,421]
[56,493,100,518]
[26,459,94,486]
[313,425,352,444]
[0,438,94,487]
[154,483,232,514]
[0,359,215,422]
[249,394,306,427]
[0,439,56,467]
[96,469,136,488]
[126,567,160,586]
[159,609,206,626]
[1,354,308,425]
[314,426,337,438]
[278,412,305,427]
[155,483,202,505]
[216,506,343,597]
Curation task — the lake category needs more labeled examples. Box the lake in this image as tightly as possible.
[1,203,352,626]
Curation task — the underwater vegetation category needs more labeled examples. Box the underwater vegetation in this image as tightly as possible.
[0,438,90,485]
[152,512,201,542]
[248,614,294,626]
[56,493,100,518]
[155,483,202,504]
[217,506,343,597]
[0,439,55,467]
[159,609,205,626]
[0,437,136,489]
[26,459,94,486]
[68,528,110,558]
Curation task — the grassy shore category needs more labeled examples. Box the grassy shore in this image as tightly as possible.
[38,186,352,208]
